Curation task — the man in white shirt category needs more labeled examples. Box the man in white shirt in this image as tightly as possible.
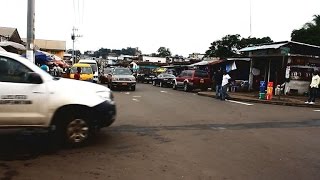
[221,70,231,101]
[306,71,320,104]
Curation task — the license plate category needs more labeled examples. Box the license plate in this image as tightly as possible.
[200,79,204,83]
[122,83,127,85]
[163,79,168,81]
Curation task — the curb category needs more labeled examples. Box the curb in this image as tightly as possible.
[198,92,320,108]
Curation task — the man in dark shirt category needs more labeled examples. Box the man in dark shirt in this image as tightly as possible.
[213,69,223,99]
[74,67,81,80]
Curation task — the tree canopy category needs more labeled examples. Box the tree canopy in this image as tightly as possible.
[205,34,273,58]
[291,15,320,46]
[157,47,172,57]
[86,47,141,58]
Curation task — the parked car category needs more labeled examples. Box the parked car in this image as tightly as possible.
[70,63,94,82]
[99,67,113,84]
[173,70,211,91]
[109,67,136,91]
[78,59,99,83]
[137,73,156,83]
[152,73,176,87]
[0,51,116,146]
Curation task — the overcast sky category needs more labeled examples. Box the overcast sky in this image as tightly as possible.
[0,0,319,56]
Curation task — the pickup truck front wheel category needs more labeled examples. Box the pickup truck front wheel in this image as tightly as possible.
[51,108,92,147]
[66,118,90,145]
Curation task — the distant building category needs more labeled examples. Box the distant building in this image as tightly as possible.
[22,38,66,58]
[0,27,22,43]
[140,56,167,63]
[189,53,205,60]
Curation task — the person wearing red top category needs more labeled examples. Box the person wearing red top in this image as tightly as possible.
[74,67,81,80]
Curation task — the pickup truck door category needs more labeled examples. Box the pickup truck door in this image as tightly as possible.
[0,56,48,126]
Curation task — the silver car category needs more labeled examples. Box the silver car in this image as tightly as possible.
[109,67,136,91]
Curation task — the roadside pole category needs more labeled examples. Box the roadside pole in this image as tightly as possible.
[26,0,35,63]
[71,27,82,64]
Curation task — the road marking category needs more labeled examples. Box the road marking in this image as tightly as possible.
[226,100,254,106]
[314,110,320,112]
[132,98,140,102]
[160,91,168,93]
[125,92,130,95]
[133,96,141,98]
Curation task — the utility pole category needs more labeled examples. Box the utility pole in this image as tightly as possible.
[27,0,35,63]
[249,0,252,37]
[71,27,82,64]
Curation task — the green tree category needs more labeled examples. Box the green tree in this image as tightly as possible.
[157,47,172,57]
[67,49,81,57]
[291,15,320,46]
[205,34,273,58]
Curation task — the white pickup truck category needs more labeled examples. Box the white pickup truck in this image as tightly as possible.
[0,51,116,146]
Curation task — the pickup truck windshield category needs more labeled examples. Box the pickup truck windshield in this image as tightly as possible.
[113,69,132,75]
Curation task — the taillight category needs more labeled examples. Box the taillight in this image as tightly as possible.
[189,78,194,82]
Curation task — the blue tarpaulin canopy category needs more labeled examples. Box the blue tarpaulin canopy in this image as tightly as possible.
[22,50,53,65]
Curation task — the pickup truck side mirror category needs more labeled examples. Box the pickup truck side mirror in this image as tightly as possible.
[28,72,43,84]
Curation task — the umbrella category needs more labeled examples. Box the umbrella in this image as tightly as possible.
[153,67,167,73]
[0,41,26,50]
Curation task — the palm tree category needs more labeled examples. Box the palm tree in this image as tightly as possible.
[291,14,320,46]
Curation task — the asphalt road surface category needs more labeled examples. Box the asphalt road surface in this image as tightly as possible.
[1,83,320,180]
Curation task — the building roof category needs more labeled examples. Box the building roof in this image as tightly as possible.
[0,27,16,38]
[22,38,66,51]
[239,41,320,52]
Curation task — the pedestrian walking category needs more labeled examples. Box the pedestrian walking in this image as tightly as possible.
[74,67,81,80]
[213,69,223,99]
[40,64,49,72]
[305,70,320,104]
[221,70,231,101]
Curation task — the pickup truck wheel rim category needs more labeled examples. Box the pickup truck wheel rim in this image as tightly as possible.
[67,119,89,143]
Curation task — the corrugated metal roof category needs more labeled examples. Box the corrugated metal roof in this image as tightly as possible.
[0,27,16,37]
[227,58,251,61]
[239,42,288,52]
[189,59,225,66]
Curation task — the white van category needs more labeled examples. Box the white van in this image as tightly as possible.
[78,59,99,82]
[0,51,116,146]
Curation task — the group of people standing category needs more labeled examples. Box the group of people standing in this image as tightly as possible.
[213,69,231,101]
[212,68,320,104]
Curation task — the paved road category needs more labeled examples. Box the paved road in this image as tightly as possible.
[1,84,320,180]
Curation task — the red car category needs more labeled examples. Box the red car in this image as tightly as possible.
[173,70,211,91]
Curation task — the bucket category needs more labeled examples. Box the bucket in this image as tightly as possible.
[266,94,273,100]
[267,82,274,87]
[260,87,266,93]
[259,93,265,100]
[260,81,266,87]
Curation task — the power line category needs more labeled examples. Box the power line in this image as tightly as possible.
[73,0,76,24]
[82,0,84,25]
[249,0,252,37]
[78,0,80,25]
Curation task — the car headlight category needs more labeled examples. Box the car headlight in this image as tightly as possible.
[96,91,114,102]
[130,77,136,81]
